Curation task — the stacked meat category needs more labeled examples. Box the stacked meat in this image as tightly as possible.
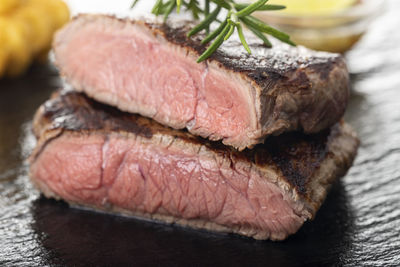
[29,14,359,240]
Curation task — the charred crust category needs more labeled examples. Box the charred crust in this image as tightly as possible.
[284,71,312,93]
[308,57,342,81]
[146,21,207,58]
[41,90,153,139]
[141,18,343,91]
[254,126,337,196]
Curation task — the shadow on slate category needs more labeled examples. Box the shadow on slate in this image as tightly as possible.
[31,180,354,267]
[0,64,60,174]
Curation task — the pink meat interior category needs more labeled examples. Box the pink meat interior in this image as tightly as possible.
[31,134,305,240]
[55,21,257,143]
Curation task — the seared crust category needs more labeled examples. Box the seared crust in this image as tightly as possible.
[153,19,343,83]
[31,90,359,218]
[53,14,350,150]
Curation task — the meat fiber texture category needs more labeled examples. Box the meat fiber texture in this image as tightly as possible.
[53,14,350,150]
[29,90,359,240]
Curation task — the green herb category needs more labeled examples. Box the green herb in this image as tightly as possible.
[131,0,295,62]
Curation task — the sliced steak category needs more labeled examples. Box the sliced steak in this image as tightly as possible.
[53,14,350,150]
[29,90,358,240]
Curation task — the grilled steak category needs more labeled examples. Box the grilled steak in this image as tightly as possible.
[29,90,358,240]
[53,14,349,150]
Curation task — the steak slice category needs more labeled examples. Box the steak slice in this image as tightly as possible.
[53,14,350,150]
[29,90,358,240]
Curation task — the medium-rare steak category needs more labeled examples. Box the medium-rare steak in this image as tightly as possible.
[29,90,358,240]
[53,14,350,150]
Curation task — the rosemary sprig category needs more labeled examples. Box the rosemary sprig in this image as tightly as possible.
[131,0,295,62]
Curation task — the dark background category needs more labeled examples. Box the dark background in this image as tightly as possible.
[1,1,399,266]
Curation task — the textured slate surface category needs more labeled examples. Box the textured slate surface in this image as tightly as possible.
[0,1,399,266]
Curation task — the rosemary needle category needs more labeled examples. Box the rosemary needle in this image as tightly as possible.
[196,22,231,63]
[131,0,295,62]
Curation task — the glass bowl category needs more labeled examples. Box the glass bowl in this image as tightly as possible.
[252,0,384,53]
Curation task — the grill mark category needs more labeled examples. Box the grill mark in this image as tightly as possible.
[42,90,153,139]
[259,128,332,195]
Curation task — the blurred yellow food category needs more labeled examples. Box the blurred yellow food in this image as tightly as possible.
[0,0,22,14]
[0,21,10,76]
[30,0,70,62]
[1,17,31,77]
[0,0,69,79]
[13,4,53,55]
[289,31,363,53]
[31,0,70,29]
[268,0,358,16]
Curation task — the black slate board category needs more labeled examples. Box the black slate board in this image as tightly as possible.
[1,1,400,266]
